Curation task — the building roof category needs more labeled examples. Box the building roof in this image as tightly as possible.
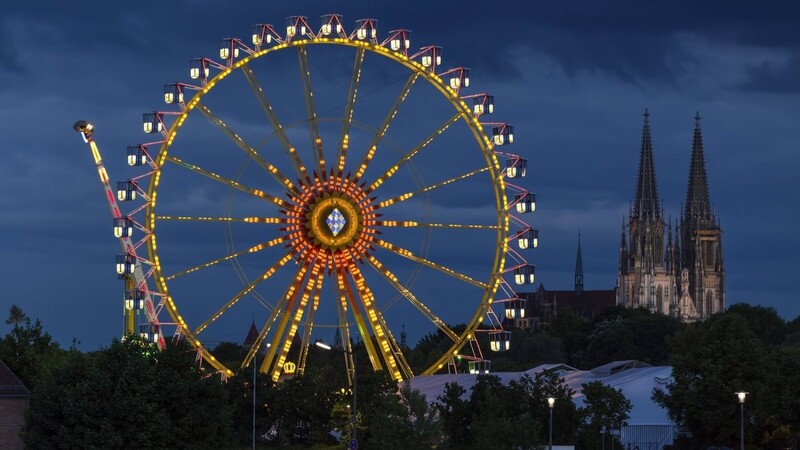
[243,322,259,348]
[527,285,616,318]
[405,360,674,427]
[0,358,30,398]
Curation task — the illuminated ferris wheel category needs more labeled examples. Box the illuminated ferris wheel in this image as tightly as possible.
[76,14,537,382]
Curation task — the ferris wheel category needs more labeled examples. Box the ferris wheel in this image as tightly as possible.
[76,14,538,382]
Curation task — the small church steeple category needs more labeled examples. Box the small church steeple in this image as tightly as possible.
[575,231,584,296]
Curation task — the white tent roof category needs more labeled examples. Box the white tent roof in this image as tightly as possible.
[404,360,674,426]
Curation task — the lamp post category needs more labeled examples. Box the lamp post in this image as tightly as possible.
[736,391,747,450]
[252,352,256,450]
[316,341,358,445]
[252,342,270,450]
[601,425,606,450]
[548,397,555,450]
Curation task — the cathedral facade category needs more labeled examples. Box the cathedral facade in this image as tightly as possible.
[616,111,724,322]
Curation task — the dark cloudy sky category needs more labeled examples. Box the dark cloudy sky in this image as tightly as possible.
[1,1,798,351]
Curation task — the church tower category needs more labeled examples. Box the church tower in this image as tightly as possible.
[617,110,674,315]
[679,113,724,320]
[575,232,584,296]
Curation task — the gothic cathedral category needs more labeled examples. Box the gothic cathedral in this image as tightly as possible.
[616,110,724,321]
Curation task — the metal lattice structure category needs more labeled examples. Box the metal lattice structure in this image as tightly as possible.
[76,14,538,382]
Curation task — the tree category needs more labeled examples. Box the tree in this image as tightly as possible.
[787,315,800,347]
[0,306,63,390]
[4,304,26,326]
[475,328,565,371]
[767,346,800,449]
[436,371,580,449]
[436,381,471,450]
[577,381,632,449]
[546,308,591,366]
[575,307,684,369]
[367,384,442,449]
[726,303,787,346]
[22,337,233,449]
[266,366,340,446]
[653,313,772,448]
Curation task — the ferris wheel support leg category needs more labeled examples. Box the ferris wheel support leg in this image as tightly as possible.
[73,120,163,348]
[124,276,136,336]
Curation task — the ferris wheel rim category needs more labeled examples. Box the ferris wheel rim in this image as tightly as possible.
[144,37,509,379]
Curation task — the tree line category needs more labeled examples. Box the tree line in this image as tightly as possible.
[2,303,798,449]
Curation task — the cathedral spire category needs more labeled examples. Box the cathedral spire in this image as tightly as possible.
[633,108,661,220]
[684,112,713,226]
[575,231,584,296]
[619,218,628,275]
[666,219,673,272]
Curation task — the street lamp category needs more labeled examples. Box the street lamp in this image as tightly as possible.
[548,397,555,450]
[252,342,270,450]
[736,391,747,450]
[316,341,358,447]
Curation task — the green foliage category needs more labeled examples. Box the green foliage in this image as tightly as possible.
[726,303,787,346]
[366,384,442,450]
[435,371,579,450]
[576,381,632,449]
[545,308,591,366]
[407,324,467,374]
[766,346,800,448]
[574,307,684,369]
[0,305,64,390]
[22,337,233,449]
[475,328,565,371]
[4,304,26,325]
[653,312,774,448]
[546,305,685,369]
[211,341,248,369]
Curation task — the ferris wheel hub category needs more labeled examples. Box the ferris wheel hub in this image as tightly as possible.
[293,177,368,253]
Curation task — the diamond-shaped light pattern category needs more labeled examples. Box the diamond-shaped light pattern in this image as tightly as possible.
[325,208,346,236]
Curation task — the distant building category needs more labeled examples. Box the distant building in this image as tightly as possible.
[507,234,615,329]
[617,111,724,321]
[0,359,30,450]
[243,321,267,356]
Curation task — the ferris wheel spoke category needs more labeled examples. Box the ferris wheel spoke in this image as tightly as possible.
[336,47,366,176]
[164,154,290,208]
[364,254,459,343]
[335,266,384,372]
[195,102,298,192]
[297,46,326,176]
[240,261,309,371]
[240,62,309,181]
[296,275,324,377]
[376,220,498,230]
[193,252,294,335]
[261,260,324,381]
[164,236,286,281]
[331,257,356,385]
[156,215,287,224]
[354,72,420,181]
[373,238,489,290]
[366,113,461,193]
[376,167,490,209]
[250,260,312,372]
[272,264,325,381]
[345,261,411,381]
